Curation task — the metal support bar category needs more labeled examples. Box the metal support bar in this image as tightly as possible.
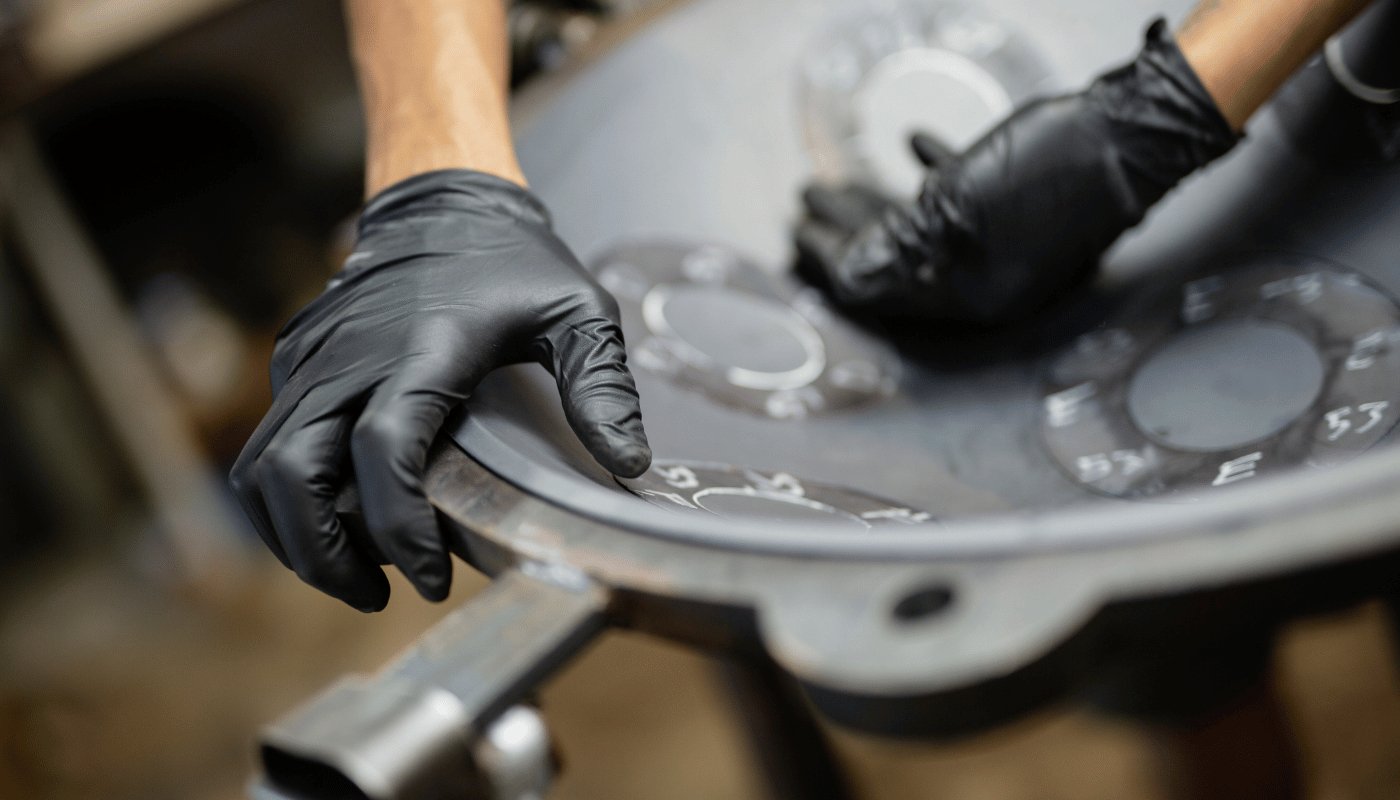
[254,566,609,800]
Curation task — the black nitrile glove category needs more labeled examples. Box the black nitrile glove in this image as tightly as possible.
[231,169,650,610]
[796,20,1240,324]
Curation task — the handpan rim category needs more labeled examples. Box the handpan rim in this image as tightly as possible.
[448,403,1400,561]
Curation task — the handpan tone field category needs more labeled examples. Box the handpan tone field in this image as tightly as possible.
[1042,258,1400,499]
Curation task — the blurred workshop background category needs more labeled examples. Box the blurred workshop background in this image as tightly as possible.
[0,1,1398,799]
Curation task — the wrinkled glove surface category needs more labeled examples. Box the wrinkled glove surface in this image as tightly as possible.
[796,19,1240,324]
[231,169,650,610]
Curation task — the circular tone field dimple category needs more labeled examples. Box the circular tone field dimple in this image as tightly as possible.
[650,285,819,376]
[1039,258,1400,499]
[1127,319,1326,452]
[854,47,1012,189]
[606,242,899,419]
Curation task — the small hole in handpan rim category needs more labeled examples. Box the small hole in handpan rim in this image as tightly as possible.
[892,585,955,623]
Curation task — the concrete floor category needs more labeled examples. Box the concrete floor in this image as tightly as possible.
[1,550,1398,800]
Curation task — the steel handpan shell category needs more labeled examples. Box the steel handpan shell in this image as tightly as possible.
[428,0,1400,735]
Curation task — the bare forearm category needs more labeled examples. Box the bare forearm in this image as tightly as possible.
[345,0,525,197]
[1177,0,1371,130]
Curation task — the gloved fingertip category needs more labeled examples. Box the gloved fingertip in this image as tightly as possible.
[406,559,452,602]
[412,577,452,603]
[338,569,391,613]
[910,131,956,169]
[558,375,652,478]
[794,223,831,258]
[353,597,388,614]
[794,226,843,289]
[800,184,831,210]
[801,184,844,220]
[803,182,892,232]
[609,443,652,479]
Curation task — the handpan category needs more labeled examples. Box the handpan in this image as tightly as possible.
[258,3,1400,798]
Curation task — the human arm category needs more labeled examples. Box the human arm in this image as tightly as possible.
[1178,0,1371,130]
[347,0,525,193]
[230,1,651,611]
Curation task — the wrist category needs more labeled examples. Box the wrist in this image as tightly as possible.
[363,109,527,196]
[347,0,526,196]
[365,154,527,198]
[1084,20,1239,210]
[1176,0,1371,130]
[360,169,549,231]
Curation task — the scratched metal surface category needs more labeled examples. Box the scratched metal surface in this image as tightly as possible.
[449,0,1400,543]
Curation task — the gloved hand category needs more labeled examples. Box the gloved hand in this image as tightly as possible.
[795,20,1240,324]
[230,169,650,610]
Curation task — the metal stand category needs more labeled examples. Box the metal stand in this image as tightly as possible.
[1149,679,1304,800]
[1083,607,1305,800]
[716,656,856,800]
[255,566,608,800]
